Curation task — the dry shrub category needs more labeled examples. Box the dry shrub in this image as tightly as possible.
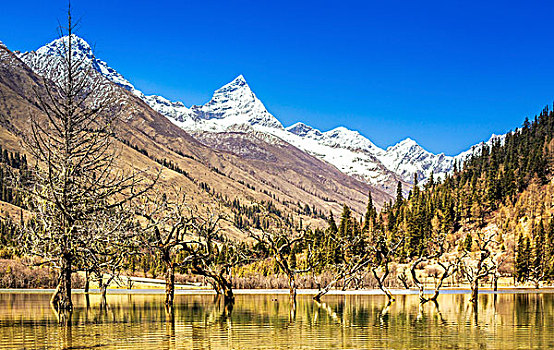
[0,259,84,288]
[230,268,407,290]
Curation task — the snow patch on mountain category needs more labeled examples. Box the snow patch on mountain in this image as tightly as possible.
[187,75,283,130]
[16,35,196,123]
[18,35,134,91]
[256,124,400,188]
[17,35,507,191]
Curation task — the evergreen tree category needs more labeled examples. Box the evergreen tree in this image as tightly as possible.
[545,217,554,278]
[327,212,338,234]
[515,234,531,283]
[338,205,353,238]
[362,192,377,234]
[374,104,554,283]
[395,181,403,207]
[532,220,546,281]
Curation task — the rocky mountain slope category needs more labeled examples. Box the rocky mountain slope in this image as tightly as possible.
[1,37,385,222]
[16,35,504,196]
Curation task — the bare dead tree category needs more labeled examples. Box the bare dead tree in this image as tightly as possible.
[137,189,195,311]
[249,212,313,299]
[370,232,404,305]
[16,6,156,314]
[311,231,373,302]
[459,231,498,304]
[182,208,252,303]
[410,233,458,304]
[397,269,411,290]
[91,251,128,308]
[83,208,138,307]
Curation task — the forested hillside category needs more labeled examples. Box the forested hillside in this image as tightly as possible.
[361,106,554,284]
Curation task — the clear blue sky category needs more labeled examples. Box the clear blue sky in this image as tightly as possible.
[1,0,553,155]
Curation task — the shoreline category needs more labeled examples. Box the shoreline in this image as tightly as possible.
[1,287,554,296]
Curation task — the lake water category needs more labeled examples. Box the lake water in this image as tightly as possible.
[1,291,553,349]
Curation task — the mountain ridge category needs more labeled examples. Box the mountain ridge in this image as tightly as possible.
[16,35,504,193]
[1,34,385,220]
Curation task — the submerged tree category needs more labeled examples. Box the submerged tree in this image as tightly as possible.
[410,233,458,304]
[370,231,404,305]
[84,206,138,307]
[311,205,371,302]
[184,208,252,303]
[459,231,499,304]
[17,7,154,313]
[138,190,195,311]
[249,212,312,299]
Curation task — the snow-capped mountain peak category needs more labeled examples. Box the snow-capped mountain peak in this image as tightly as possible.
[321,126,381,153]
[224,74,247,88]
[387,137,423,153]
[18,35,136,92]
[35,34,93,60]
[15,35,507,194]
[395,137,417,147]
[17,36,283,132]
[286,122,323,137]
[187,75,284,130]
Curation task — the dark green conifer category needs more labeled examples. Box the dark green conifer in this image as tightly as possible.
[532,220,546,280]
[395,181,403,206]
[338,205,352,238]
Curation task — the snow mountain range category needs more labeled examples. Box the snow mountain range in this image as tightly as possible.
[16,35,504,194]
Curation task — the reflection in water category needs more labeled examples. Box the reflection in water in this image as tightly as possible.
[1,292,554,349]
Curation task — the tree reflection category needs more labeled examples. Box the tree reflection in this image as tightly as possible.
[289,298,297,321]
[164,310,175,350]
[51,304,73,326]
[59,320,73,349]
[2,292,554,349]
[313,299,342,324]
[431,299,447,325]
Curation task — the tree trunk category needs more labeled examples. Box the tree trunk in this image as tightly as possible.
[470,280,478,304]
[382,287,394,302]
[223,284,234,302]
[100,284,107,301]
[51,253,73,312]
[98,275,107,309]
[493,275,498,292]
[84,270,90,294]
[417,284,426,303]
[410,260,428,304]
[429,288,440,302]
[373,267,394,302]
[212,273,234,303]
[165,264,175,308]
[313,278,339,302]
[288,274,296,299]
[399,275,410,289]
